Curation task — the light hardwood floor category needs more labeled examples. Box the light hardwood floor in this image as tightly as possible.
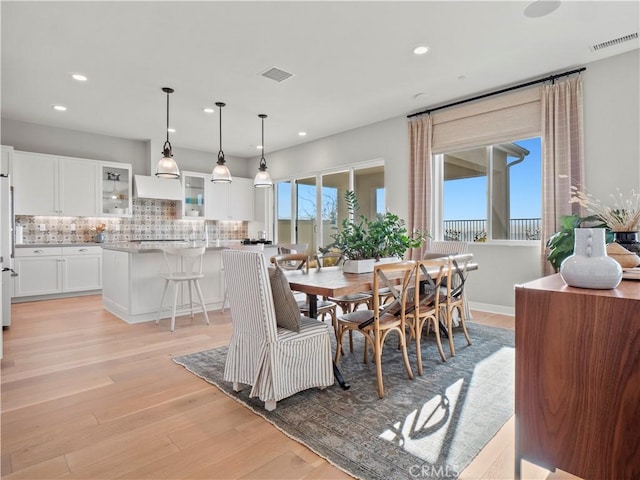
[1,296,578,479]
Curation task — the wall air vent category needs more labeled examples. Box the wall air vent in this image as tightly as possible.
[260,66,294,83]
[590,32,638,52]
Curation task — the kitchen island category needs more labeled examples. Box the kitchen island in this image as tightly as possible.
[102,241,277,324]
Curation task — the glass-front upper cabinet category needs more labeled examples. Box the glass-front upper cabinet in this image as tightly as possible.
[100,162,132,216]
[181,171,206,219]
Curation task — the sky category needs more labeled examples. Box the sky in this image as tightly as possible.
[443,137,542,220]
[277,137,541,221]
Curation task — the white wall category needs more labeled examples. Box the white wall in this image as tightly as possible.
[267,116,409,219]
[265,49,640,314]
[583,49,640,198]
[0,118,252,177]
[1,49,637,313]
[0,118,148,174]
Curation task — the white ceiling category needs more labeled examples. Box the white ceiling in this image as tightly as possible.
[1,1,638,159]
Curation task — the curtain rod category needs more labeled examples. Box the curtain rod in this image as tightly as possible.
[407,66,586,119]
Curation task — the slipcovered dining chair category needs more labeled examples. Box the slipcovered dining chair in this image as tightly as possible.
[270,253,339,330]
[222,250,334,411]
[335,261,416,398]
[404,257,451,374]
[156,246,210,332]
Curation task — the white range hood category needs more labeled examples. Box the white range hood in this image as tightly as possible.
[134,175,182,200]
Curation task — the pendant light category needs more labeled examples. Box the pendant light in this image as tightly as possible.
[254,114,273,188]
[211,101,232,183]
[155,87,180,179]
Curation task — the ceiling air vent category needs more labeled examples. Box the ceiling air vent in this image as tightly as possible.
[590,32,638,52]
[260,66,294,83]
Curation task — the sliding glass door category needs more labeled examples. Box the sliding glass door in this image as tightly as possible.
[276,162,385,254]
[296,177,316,255]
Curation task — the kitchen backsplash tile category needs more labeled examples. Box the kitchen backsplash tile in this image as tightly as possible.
[16,199,248,244]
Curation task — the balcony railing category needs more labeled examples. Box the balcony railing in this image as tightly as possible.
[443,218,541,242]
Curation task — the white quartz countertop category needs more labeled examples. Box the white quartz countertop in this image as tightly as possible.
[16,242,103,248]
[101,241,277,254]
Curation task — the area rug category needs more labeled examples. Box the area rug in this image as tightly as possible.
[173,323,514,480]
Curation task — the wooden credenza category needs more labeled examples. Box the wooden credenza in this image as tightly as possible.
[515,274,640,480]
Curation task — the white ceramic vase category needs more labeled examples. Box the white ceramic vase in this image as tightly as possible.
[560,228,622,289]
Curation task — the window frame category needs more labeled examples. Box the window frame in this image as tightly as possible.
[434,139,542,245]
[274,158,385,248]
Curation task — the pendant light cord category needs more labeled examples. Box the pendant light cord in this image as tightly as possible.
[166,91,170,144]
[216,102,225,164]
[261,116,265,161]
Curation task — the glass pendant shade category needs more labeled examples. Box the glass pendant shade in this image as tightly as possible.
[156,146,180,179]
[254,168,272,187]
[155,87,180,179]
[212,155,232,183]
[211,102,232,183]
[254,114,273,188]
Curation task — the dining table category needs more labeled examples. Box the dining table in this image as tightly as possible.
[284,260,478,390]
[286,260,478,318]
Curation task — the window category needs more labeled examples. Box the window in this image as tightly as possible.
[441,137,541,242]
[275,163,384,252]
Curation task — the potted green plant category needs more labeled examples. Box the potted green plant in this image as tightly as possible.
[329,191,428,273]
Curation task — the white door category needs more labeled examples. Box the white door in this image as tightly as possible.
[206,182,230,220]
[63,254,102,291]
[14,256,62,296]
[13,152,58,215]
[59,158,99,216]
[229,177,255,220]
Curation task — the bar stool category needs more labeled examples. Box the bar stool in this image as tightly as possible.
[156,246,210,332]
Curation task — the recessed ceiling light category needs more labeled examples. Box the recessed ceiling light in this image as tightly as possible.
[524,0,561,18]
[298,132,307,137]
[71,73,87,82]
[167,128,176,133]
[257,145,263,150]
[413,45,430,55]
[414,92,429,100]
[203,107,214,114]
[53,105,67,111]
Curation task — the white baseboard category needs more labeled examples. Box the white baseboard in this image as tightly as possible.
[469,301,515,317]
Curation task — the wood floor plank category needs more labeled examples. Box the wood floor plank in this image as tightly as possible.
[1,295,574,479]
[1,454,69,479]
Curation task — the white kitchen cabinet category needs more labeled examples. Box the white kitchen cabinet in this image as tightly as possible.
[13,151,99,216]
[13,247,63,296]
[207,177,254,221]
[180,171,206,219]
[100,163,132,217]
[102,247,224,323]
[13,245,102,298]
[62,246,102,292]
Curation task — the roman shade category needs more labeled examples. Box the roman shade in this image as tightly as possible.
[431,86,542,154]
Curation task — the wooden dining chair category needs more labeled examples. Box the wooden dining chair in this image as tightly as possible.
[404,257,450,374]
[334,261,415,398]
[442,253,474,357]
[315,252,373,314]
[425,240,473,324]
[270,254,338,329]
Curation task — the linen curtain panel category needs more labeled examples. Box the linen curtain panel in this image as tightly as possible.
[408,115,433,260]
[541,76,585,275]
[408,76,584,275]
